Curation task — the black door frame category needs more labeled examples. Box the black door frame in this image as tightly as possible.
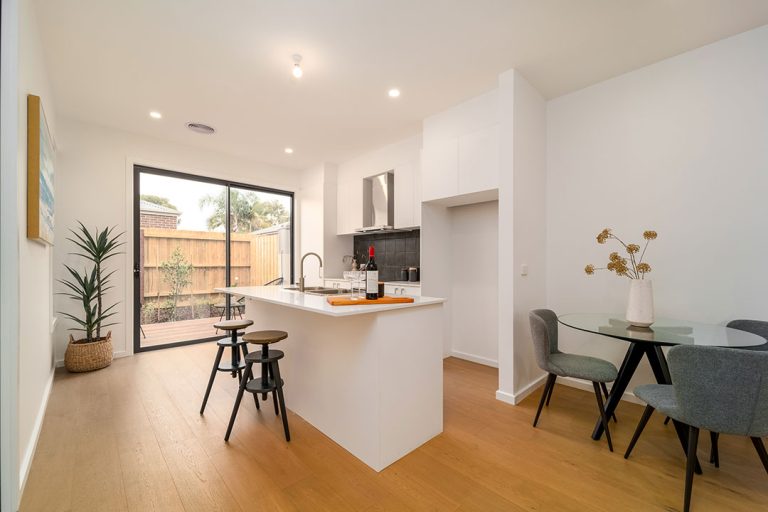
[133,164,295,353]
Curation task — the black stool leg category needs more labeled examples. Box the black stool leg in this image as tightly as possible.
[624,405,654,459]
[271,360,290,442]
[240,344,259,410]
[260,343,269,401]
[268,363,279,415]
[200,345,224,414]
[225,361,253,441]
[230,330,240,378]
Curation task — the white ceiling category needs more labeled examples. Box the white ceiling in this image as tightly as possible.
[35,0,768,170]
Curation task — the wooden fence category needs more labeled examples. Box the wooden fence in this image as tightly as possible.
[140,228,281,302]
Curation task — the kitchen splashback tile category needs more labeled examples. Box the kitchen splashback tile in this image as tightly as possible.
[353,230,420,282]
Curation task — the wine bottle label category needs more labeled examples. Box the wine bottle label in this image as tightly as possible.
[366,271,379,294]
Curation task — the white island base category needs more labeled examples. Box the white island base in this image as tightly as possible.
[237,291,445,471]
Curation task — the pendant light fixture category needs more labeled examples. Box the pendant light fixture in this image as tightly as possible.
[292,54,303,79]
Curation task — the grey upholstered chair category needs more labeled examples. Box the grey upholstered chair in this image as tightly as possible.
[624,345,768,512]
[529,309,619,451]
[704,319,768,467]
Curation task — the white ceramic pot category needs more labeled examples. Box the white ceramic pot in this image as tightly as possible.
[626,279,654,327]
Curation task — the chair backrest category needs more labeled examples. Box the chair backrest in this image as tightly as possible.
[264,277,284,286]
[668,345,768,437]
[529,309,560,371]
[727,319,768,350]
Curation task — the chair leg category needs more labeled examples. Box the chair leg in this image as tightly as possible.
[225,362,253,441]
[200,346,224,415]
[624,405,654,459]
[664,416,671,425]
[600,382,618,423]
[751,437,768,474]
[592,382,613,452]
[545,375,557,406]
[684,426,700,512]
[271,361,291,442]
[709,432,720,468]
[533,374,556,427]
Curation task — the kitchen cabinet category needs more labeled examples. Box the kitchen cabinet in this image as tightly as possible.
[458,125,499,195]
[421,137,458,202]
[384,283,422,297]
[421,90,499,203]
[394,162,422,229]
[336,178,363,235]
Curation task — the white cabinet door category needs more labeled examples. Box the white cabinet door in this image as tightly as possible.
[384,284,422,297]
[394,163,415,229]
[458,124,499,195]
[421,137,458,202]
[336,178,364,235]
[413,154,422,226]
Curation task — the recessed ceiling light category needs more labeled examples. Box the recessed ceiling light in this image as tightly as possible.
[149,111,162,119]
[186,122,215,135]
[284,147,294,154]
[388,88,401,98]
[292,54,303,79]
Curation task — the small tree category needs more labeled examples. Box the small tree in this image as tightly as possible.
[159,247,193,321]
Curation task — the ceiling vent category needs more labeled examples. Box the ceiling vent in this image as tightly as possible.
[186,122,215,135]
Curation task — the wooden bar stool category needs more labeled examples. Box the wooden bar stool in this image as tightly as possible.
[199,319,253,415]
[225,330,290,442]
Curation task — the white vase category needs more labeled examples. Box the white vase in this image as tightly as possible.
[626,279,654,327]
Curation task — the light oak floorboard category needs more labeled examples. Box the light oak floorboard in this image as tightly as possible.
[20,345,768,512]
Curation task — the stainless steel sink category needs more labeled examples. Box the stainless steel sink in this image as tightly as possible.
[304,288,344,296]
[283,286,343,295]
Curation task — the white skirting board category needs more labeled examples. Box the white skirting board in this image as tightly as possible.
[19,369,54,495]
[496,374,641,406]
[448,350,498,368]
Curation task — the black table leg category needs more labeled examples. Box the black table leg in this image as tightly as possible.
[592,342,645,440]
[646,346,702,475]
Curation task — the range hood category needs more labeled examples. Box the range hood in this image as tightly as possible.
[355,171,394,233]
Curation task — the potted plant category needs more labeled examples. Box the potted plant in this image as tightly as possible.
[59,222,124,372]
[584,229,658,327]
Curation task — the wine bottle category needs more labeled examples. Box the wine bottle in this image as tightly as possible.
[365,245,379,300]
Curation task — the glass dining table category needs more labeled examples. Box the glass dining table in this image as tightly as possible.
[558,313,767,472]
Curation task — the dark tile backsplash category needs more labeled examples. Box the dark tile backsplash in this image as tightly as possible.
[353,230,420,282]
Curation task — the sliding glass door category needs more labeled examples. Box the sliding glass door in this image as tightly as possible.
[133,166,293,352]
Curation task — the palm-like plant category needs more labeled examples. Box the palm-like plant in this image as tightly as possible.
[59,223,124,342]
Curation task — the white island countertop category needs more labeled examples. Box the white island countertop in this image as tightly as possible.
[215,286,445,317]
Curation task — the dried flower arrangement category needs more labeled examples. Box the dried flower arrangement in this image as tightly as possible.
[585,229,657,280]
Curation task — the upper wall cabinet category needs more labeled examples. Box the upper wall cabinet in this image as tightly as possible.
[458,125,499,195]
[421,90,499,203]
[336,178,363,235]
[336,135,423,234]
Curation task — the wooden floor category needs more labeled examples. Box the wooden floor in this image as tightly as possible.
[141,317,222,347]
[21,344,768,512]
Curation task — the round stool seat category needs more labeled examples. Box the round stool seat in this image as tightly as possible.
[214,319,254,331]
[216,336,248,347]
[243,330,288,344]
[245,349,284,364]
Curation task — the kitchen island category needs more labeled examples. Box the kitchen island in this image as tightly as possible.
[216,286,446,471]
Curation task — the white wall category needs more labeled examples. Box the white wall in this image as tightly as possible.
[546,26,768,391]
[449,201,499,366]
[16,0,57,492]
[53,118,301,363]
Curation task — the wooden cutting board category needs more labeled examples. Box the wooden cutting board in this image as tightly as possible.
[327,295,415,306]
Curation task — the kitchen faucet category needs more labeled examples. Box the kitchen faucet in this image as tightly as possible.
[299,252,323,292]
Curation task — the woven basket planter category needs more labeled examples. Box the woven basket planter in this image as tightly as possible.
[64,331,113,372]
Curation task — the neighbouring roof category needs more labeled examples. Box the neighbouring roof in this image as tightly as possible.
[139,200,180,216]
